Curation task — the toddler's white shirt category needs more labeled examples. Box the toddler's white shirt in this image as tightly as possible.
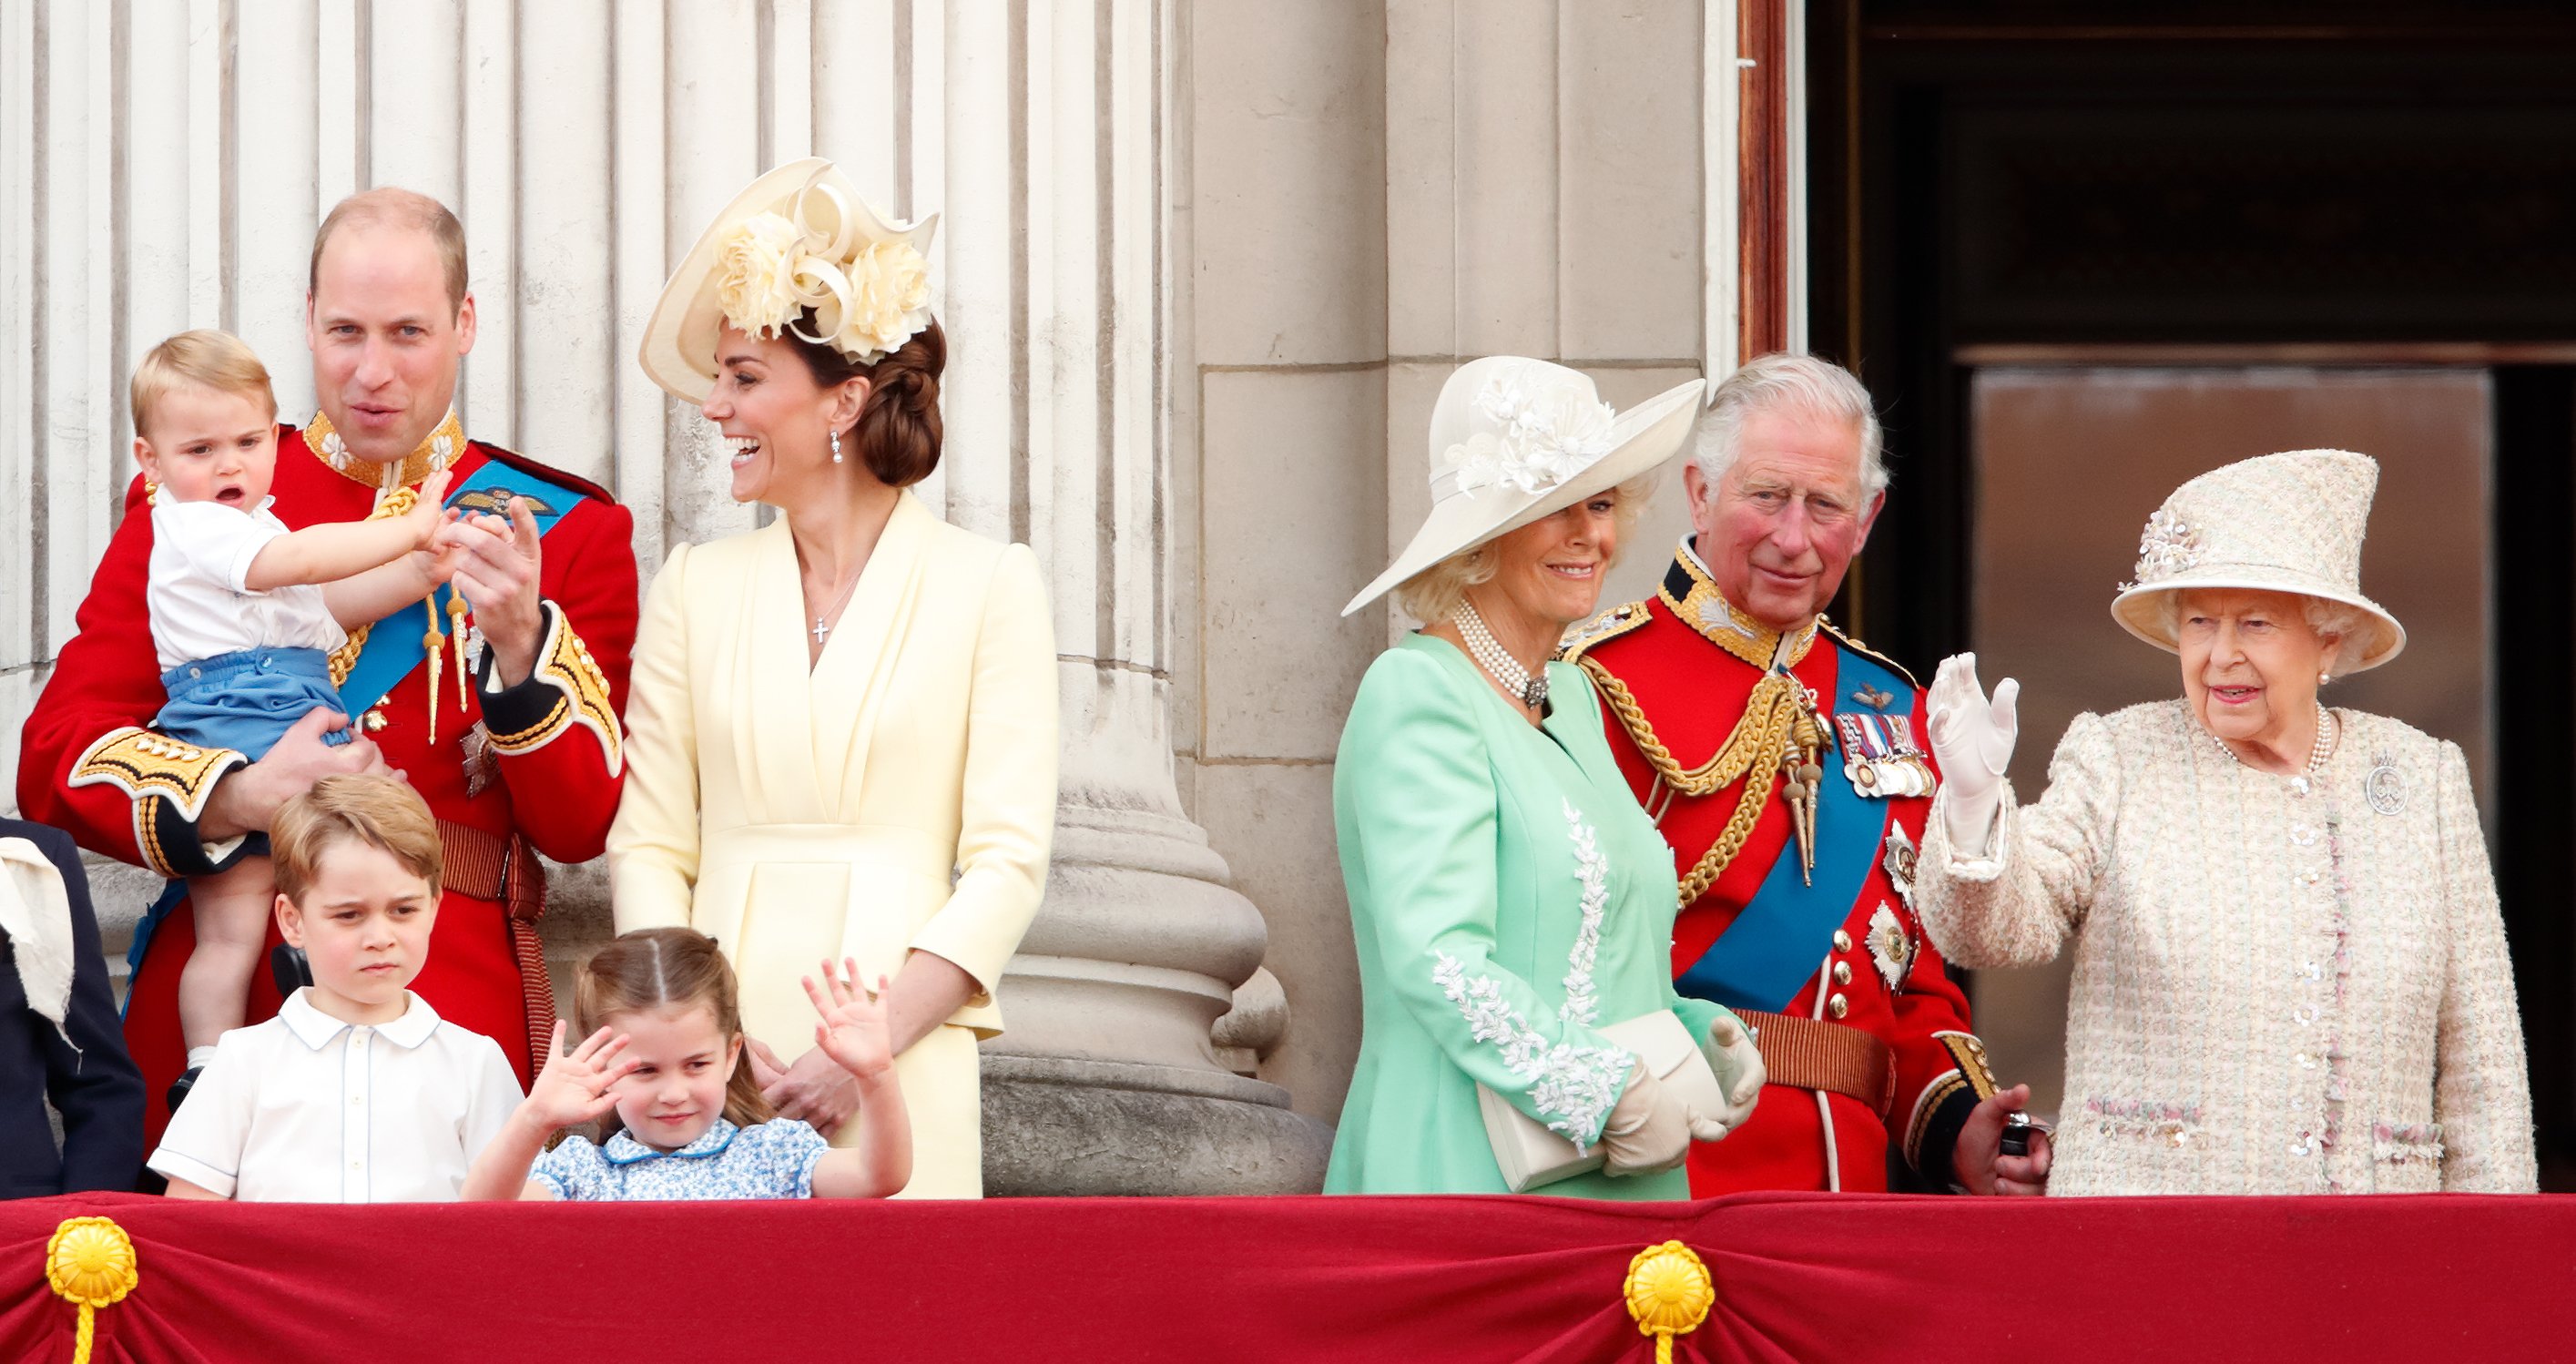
[148,495,348,672]
[148,989,524,1202]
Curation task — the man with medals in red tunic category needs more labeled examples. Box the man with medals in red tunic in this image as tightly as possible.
[17,188,636,1145]
[1566,354,2052,1196]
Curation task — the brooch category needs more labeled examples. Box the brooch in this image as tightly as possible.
[2365,751,2405,816]
[1881,824,1919,909]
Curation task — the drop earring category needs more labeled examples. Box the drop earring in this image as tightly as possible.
[830,429,844,464]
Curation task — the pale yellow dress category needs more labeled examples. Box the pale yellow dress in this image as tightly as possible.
[607,493,1060,1197]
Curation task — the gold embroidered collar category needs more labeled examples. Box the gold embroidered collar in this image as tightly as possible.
[304,408,466,492]
[1655,540,1818,670]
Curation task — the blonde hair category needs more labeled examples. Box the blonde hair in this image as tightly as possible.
[129,330,277,440]
[311,187,470,311]
[575,928,777,1140]
[270,774,443,903]
[1390,473,1657,625]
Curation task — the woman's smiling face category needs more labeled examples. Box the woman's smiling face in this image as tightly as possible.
[2175,587,2339,749]
[696,325,867,507]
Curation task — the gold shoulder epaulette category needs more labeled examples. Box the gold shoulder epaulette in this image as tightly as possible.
[1556,599,1652,666]
[1818,619,1919,688]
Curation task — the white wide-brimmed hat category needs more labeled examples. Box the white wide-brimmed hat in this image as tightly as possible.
[639,158,940,404]
[2110,448,2407,674]
[1342,358,1704,616]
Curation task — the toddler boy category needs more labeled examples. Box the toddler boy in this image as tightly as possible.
[148,774,523,1201]
[118,329,461,1107]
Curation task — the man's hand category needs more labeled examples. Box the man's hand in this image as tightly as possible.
[1953,1083,2053,1196]
[197,708,392,841]
[446,496,545,687]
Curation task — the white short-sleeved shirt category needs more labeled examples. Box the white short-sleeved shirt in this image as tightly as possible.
[148,989,524,1202]
[148,495,348,672]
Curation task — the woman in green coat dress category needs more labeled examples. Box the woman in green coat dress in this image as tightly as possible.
[1329,357,1765,1197]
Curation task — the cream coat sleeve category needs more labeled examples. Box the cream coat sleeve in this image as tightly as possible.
[1914,711,2122,970]
[906,544,1058,998]
[2428,741,2539,1192]
[606,543,701,933]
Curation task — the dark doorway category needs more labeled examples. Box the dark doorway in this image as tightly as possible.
[1813,2,2576,1189]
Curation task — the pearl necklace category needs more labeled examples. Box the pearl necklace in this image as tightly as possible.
[2209,707,2337,779]
[1454,597,1548,709]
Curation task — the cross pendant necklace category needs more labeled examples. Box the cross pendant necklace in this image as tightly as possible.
[809,567,865,647]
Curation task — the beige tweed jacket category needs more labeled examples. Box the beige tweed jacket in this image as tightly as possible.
[1916,699,2536,1196]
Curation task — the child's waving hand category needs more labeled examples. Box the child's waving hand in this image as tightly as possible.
[804,959,896,1083]
[524,1022,637,1130]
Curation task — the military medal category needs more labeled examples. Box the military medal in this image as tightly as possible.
[1881,824,1919,909]
[461,722,501,798]
[1835,710,1935,799]
[1865,901,1916,989]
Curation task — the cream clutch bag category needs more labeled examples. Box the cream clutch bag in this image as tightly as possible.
[1477,1010,1722,1193]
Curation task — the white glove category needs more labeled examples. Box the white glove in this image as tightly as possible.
[1926,652,2020,858]
[1688,1010,1766,1141]
[1600,1063,1692,1176]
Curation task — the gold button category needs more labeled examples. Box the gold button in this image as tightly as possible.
[1828,993,1848,1019]
[1832,961,1853,985]
[1832,930,1853,952]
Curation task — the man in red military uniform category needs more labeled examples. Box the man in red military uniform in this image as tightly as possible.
[17,188,634,1145]
[1568,354,2050,1196]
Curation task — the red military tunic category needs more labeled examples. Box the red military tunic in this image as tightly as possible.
[16,416,636,1145]
[1569,543,1997,1194]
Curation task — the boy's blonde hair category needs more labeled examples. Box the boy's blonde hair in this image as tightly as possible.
[129,329,277,440]
[270,774,443,903]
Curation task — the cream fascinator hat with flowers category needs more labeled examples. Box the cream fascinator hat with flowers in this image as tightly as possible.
[2110,448,2407,674]
[639,158,938,403]
[1343,357,1704,616]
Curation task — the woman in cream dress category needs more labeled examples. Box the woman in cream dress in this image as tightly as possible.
[612,159,1058,1196]
[1919,451,2533,1196]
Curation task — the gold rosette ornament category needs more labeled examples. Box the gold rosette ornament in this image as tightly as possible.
[1623,1240,1714,1364]
[46,1216,138,1364]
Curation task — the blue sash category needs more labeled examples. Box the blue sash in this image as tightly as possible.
[334,458,590,717]
[1674,646,1913,1014]
[125,455,592,992]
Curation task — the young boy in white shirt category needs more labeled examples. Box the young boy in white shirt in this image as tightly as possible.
[148,773,523,1202]
[117,330,463,1107]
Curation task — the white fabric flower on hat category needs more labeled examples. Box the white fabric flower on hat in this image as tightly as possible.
[831,238,934,363]
[717,211,808,341]
[1444,376,1617,499]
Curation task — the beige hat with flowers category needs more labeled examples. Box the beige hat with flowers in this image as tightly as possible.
[2110,449,2407,674]
[639,158,939,404]
[1342,357,1703,616]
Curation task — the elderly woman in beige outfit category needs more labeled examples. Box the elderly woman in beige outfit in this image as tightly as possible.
[609,160,1058,1197]
[1919,450,2534,1196]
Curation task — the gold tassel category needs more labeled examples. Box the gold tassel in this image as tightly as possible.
[449,594,472,713]
[422,593,445,748]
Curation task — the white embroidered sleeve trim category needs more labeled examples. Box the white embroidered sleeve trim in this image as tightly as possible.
[1559,799,1609,1028]
[1433,949,1633,1151]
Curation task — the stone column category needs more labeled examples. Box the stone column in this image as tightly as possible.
[917,0,1331,1196]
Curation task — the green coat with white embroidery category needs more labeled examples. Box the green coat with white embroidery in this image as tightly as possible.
[1325,633,1739,1196]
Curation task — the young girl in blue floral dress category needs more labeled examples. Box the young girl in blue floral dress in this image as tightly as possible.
[463,927,911,1200]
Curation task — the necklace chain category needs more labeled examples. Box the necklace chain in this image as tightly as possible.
[809,569,864,646]
[2209,707,2337,778]
[1454,597,1548,709]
